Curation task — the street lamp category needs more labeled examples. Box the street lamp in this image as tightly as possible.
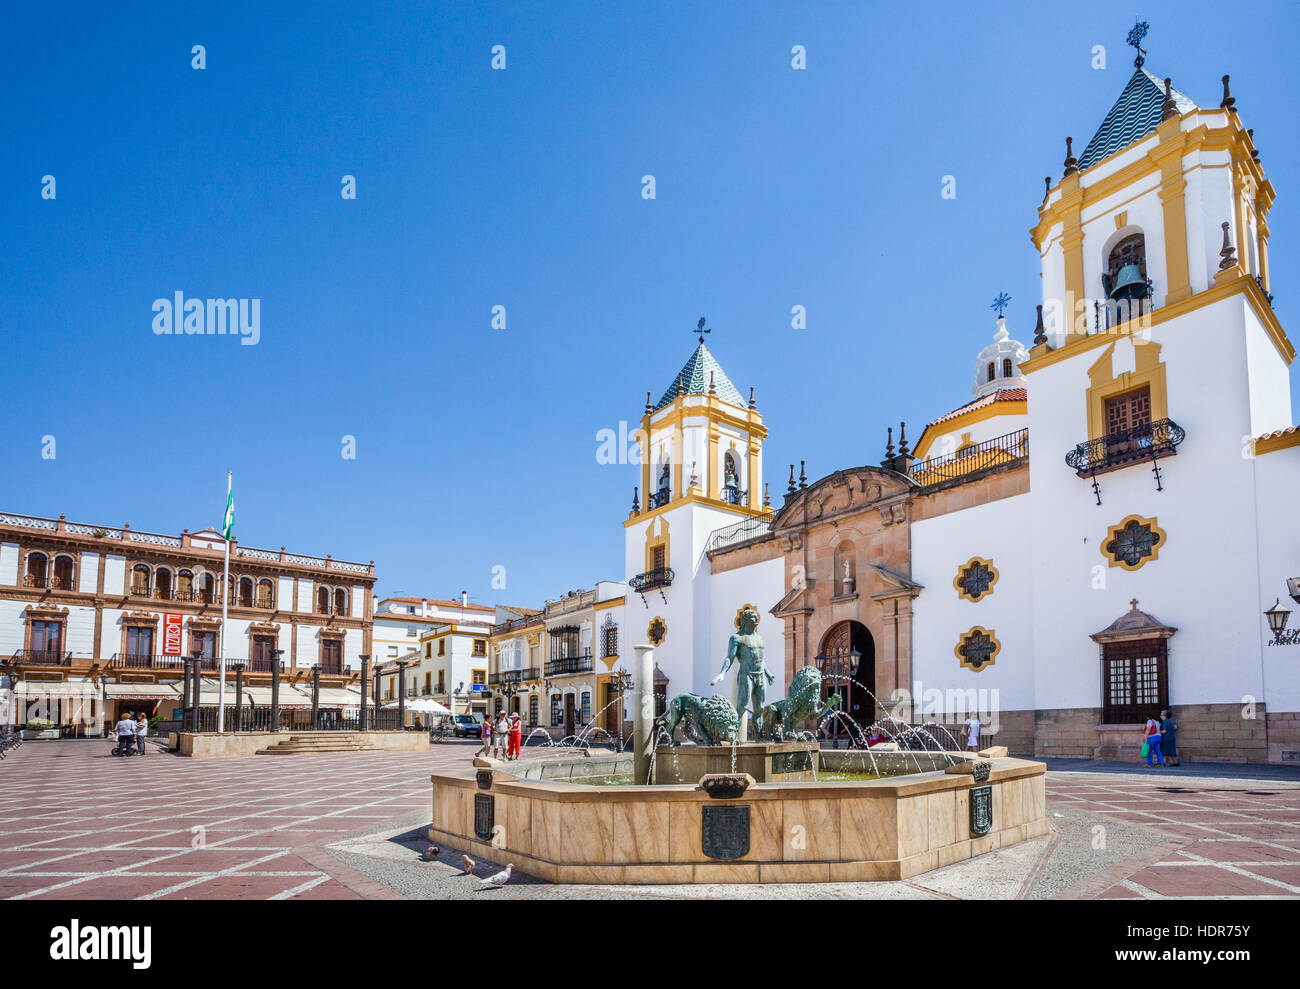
[1265,598,1292,642]
[608,669,633,750]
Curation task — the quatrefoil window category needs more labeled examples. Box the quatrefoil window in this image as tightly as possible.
[954,557,999,602]
[1103,515,1166,571]
[955,627,1000,673]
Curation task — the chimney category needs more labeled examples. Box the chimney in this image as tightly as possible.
[461,590,468,608]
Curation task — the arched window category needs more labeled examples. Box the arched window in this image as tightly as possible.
[177,570,194,600]
[238,577,254,607]
[334,588,348,616]
[987,361,996,382]
[199,573,216,604]
[25,553,48,588]
[130,564,151,596]
[257,578,274,609]
[316,586,331,615]
[52,555,75,590]
[155,568,173,600]
[1002,357,1013,378]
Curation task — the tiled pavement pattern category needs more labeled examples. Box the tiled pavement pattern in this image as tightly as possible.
[2,741,1298,899]
[1048,775,1300,899]
[0,740,460,900]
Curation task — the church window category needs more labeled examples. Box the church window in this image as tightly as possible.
[955,627,999,672]
[954,558,998,602]
[987,361,996,383]
[1104,515,1164,570]
[1002,357,1013,378]
[1101,639,1167,723]
[1104,233,1148,301]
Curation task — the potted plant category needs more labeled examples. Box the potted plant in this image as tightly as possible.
[21,718,59,740]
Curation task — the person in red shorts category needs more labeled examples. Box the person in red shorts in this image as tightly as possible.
[507,712,522,761]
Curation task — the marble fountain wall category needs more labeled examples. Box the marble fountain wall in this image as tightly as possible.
[428,753,1049,884]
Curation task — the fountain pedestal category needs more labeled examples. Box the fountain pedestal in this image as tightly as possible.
[654,740,820,784]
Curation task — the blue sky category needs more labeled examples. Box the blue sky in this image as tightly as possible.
[4,1,1298,607]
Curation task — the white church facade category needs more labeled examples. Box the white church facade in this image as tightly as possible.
[621,51,1300,764]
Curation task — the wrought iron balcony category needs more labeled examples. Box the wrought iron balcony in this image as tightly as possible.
[111,653,189,671]
[1066,418,1185,475]
[490,667,540,686]
[1065,418,1185,504]
[546,654,593,676]
[629,567,674,593]
[491,614,543,635]
[909,428,1029,486]
[11,649,73,666]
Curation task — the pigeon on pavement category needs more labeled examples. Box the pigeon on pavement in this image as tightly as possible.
[480,863,514,888]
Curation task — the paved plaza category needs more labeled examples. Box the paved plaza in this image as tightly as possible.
[1,740,1298,900]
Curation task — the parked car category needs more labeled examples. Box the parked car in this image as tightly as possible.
[443,714,482,739]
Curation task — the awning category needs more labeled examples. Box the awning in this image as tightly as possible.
[14,680,102,698]
[305,687,366,708]
[103,683,183,700]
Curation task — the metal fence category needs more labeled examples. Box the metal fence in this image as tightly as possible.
[159,707,404,734]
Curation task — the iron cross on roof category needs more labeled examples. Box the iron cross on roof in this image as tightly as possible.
[1127,19,1150,68]
[990,293,1011,318]
[694,316,711,344]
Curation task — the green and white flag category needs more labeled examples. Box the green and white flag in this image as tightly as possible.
[222,474,234,540]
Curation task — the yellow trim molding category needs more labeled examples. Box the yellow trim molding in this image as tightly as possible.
[1103,514,1167,572]
[644,517,670,575]
[1086,340,1168,443]
[1253,429,1300,456]
[955,626,1000,673]
[953,557,999,603]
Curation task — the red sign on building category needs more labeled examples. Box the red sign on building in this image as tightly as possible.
[163,613,183,656]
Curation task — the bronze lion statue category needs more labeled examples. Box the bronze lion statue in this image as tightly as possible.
[657,692,740,745]
[758,665,841,739]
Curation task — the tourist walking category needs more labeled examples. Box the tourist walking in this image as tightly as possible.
[1160,709,1180,767]
[508,712,522,761]
[134,713,149,756]
[114,712,137,757]
[1143,714,1164,768]
[963,714,983,752]
[474,715,492,757]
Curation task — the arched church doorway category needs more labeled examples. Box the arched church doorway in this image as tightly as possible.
[817,620,876,740]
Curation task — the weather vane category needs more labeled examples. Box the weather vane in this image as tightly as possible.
[1127,19,1149,68]
[990,293,1011,318]
[694,316,711,344]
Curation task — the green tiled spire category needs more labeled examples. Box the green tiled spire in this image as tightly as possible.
[1078,68,1197,171]
[654,343,746,411]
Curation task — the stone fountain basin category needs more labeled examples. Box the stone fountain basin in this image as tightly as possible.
[429,752,1048,884]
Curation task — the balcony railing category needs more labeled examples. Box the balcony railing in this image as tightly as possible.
[110,653,189,671]
[23,574,74,589]
[489,668,540,686]
[629,568,674,593]
[706,511,776,554]
[491,614,544,635]
[648,488,671,509]
[11,649,73,666]
[721,487,748,506]
[909,428,1029,486]
[546,654,593,676]
[1065,418,1185,476]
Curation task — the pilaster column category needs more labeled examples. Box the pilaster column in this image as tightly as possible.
[1153,120,1192,305]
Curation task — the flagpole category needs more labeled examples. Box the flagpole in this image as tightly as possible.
[218,471,231,733]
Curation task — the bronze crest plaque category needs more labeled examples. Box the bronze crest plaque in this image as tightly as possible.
[970,784,993,836]
[476,769,494,790]
[474,793,495,841]
[701,805,750,861]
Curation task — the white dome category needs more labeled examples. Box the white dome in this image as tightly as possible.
[971,317,1030,398]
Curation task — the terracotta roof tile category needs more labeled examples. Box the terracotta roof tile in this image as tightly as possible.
[926,388,1027,427]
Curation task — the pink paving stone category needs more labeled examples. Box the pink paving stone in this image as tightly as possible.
[1098,884,1142,898]
[0,874,71,898]
[27,874,200,900]
[156,873,324,899]
[1127,863,1289,897]
[23,848,182,872]
[1240,864,1300,888]
[135,848,292,872]
[1180,841,1300,864]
